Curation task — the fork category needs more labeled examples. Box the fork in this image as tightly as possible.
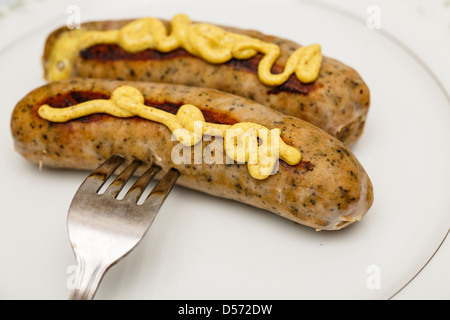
[67,155,180,300]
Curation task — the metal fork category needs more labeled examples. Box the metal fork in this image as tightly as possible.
[67,155,179,300]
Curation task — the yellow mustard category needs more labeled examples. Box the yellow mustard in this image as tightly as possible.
[47,14,322,85]
[37,86,301,179]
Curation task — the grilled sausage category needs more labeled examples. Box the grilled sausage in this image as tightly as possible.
[42,17,370,145]
[10,78,373,231]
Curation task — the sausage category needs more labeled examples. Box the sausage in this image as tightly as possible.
[10,78,373,231]
[42,17,370,146]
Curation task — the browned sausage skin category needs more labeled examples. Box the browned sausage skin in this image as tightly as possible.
[42,19,370,145]
[11,78,373,231]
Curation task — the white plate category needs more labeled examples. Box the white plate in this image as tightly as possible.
[0,0,449,300]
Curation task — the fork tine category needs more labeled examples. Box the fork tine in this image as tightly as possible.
[79,155,125,193]
[131,168,179,232]
[67,155,180,300]
[103,159,142,198]
[123,165,161,203]
[142,168,180,207]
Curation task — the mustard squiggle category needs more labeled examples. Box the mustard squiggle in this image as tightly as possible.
[37,86,301,179]
[47,14,322,86]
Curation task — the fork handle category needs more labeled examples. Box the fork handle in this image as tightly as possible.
[69,259,108,300]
